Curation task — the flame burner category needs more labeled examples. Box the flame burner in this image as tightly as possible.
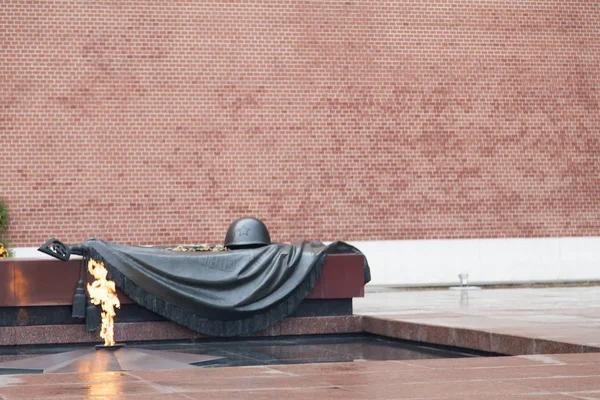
[0,346,223,374]
[95,343,126,351]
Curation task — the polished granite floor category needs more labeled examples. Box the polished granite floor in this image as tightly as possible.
[0,286,599,399]
[139,334,488,367]
[0,334,488,374]
[0,352,599,399]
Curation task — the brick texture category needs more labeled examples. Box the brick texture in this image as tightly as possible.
[2,1,599,247]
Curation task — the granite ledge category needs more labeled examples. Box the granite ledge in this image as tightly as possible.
[361,316,600,356]
[3,315,599,358]
[4,315,363,346]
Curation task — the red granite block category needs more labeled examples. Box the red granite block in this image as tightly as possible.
[251,322,282,337]
[278,316,326,336]
[490,333,535,355]
[113,321,197,342]
[519,376,600,392]
[405,355,548,369]
[312,368,451,386]
[361,316,391,337]
[341,380,536,398]
[583,345,600,353]
[151,375,318,393]
[0,381,164,399]
[9,371,139,386]
[4,315,364,346]
[361,318,495,353]
[0,326,16,346]
[442,364,598,381]
[421,325,461,347]
[15,324,99,345]
[362,316,596,356]
[256,316,358,337]
[0,261,15,307]
[130,366,279,381]
[533,339,584,355]
[362,317,455,347]
[306,254,365,299]
[451,328,493,353]
[324,315,363,334]
[252,316,361,337]
[2,254,364,308]
[185,388,373,400]
[13,259,81,306]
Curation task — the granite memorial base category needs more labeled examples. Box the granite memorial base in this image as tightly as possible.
[0,254,365,346]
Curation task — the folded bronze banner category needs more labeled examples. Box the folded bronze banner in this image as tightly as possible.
[39,238,370,337]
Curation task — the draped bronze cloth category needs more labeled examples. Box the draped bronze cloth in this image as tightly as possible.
[76,239,370,337]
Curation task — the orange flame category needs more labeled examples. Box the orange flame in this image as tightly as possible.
[87,259,120,346]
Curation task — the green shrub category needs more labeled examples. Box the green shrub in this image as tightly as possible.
[0,200,11,258]
[0,199,8,233]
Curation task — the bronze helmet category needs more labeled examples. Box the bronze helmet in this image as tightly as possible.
[224,217,271,249]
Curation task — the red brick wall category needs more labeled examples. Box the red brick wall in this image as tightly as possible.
[3,1,599,247]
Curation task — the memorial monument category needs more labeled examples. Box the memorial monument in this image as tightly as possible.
[38,217,371,338]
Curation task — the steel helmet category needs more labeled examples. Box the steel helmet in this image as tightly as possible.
[224,217,271,249]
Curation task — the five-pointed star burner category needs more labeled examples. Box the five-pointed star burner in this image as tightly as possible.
[0,348,224,374]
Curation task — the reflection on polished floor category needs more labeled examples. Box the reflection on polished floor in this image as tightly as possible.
[0,334,486,374]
